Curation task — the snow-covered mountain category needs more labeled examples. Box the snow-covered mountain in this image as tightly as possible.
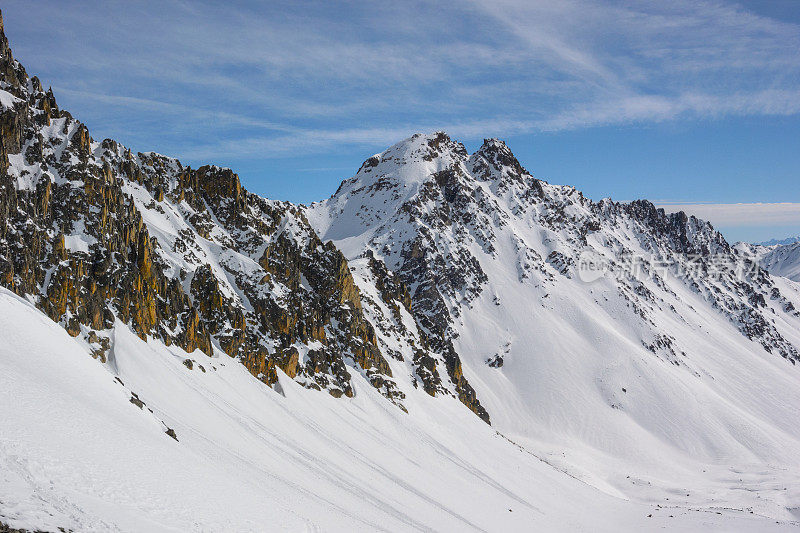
[1,9,800,531]
[760,242,800,282]
[739,241,800,282]
[308,130,800,521]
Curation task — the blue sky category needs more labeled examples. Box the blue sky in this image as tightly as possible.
[3,0,800,243]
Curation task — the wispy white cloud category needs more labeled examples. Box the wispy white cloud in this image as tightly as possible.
[56,88,299,133]
[3,0,800,159]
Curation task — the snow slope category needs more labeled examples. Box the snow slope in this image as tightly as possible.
[2,287,797,531]
[308,133,800,526]
[750,241,800,282]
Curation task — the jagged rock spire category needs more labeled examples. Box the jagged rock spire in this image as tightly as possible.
[0,8,27,92]
[471,137,528,178]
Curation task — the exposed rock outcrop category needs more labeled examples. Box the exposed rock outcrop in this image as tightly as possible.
[0,11,401,406]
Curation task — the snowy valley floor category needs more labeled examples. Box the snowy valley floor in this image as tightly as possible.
[0,287,798,532]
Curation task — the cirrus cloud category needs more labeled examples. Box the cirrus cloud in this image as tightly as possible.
[2,0,799,160]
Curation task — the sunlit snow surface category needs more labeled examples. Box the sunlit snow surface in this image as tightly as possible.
[306,133,800,530]
[0,288,797,531]
[759,242,800,282]
[1,132,799,530]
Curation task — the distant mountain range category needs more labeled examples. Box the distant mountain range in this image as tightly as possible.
[1,9,799,531]
[739,240,800,282]
[758,236,800,246]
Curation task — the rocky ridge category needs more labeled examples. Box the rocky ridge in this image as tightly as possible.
[0,10,428,408]
[309,132,800,377]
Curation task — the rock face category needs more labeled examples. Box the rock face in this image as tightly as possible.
[308,131,800,426]
[0,12,404,405]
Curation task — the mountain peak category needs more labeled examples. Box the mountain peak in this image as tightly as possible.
[0,9,27,94]
[470,137,528,180]
[348,131,469,193]
[479,137,509,151]
[354,133,532,185]
[388,131,468,161]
